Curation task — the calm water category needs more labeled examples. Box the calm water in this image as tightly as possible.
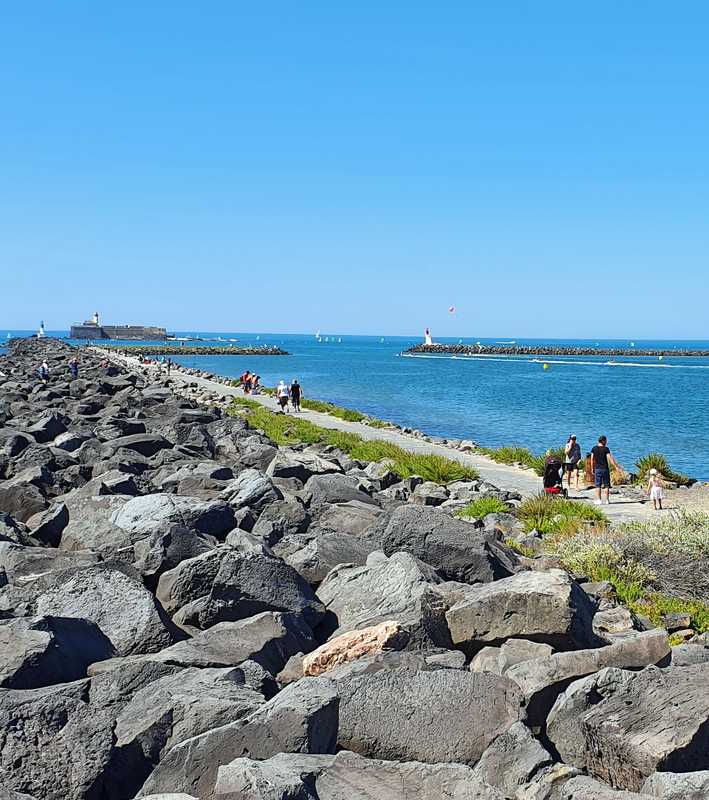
[3,330,709,479]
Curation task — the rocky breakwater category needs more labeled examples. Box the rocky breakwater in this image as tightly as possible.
[406,342,709,357]
[1,336,709,800]
[97,344,290,356]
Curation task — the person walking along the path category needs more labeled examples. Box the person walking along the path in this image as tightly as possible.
[590,435,619,505]
[166,358,172,376]
[69,357,79,379]
[647,468,664,510]
[38,360,49,383]
[290,379,301,412]
[276,380,290,412]
[564,434,581,491]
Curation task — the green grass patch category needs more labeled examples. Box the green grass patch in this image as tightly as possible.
[627,593,709,635]
[479,445,566,476]
[300,398,367,422]
[635,452,692,486]
[505,538,537,558]
[458,496,511,520]
[518,493,608,536]
[366,417,393,428]
[229,401,478,483]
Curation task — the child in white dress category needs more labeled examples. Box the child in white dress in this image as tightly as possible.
[647,468,664,510]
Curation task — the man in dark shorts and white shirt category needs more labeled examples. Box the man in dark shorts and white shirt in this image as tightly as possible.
[590,435,619,505]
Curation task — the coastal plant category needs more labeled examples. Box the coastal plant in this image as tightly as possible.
[300,398,367,422]
[517,493,607,536]
[458,496,510,520]
[635,452,691,486]
[228,401,478,483]
[504,538,537,558]
[480,444,567,477]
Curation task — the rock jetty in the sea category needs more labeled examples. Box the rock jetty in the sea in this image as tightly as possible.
[1,334,708,800]
[405,342,709,357]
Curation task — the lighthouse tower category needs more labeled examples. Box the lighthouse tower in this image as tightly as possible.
[424,327,433,346]
[92,311,100,325]
[37,321,45,338]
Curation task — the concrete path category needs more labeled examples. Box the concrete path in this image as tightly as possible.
[100,349,653,524]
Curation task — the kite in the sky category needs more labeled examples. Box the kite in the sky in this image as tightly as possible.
[448,306,456,313]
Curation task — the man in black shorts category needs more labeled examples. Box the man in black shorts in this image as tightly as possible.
[590,435,619,505]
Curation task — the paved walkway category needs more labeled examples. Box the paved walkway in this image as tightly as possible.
[100,349,654,524]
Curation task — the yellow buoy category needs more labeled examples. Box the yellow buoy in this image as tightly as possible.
[543,362,550,370]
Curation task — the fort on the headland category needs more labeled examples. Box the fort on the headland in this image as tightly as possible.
[70,312,167,341]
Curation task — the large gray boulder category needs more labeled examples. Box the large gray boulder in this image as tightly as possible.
[114,667,265,762]
[25,502,68,547]
[0,615,115,689]
[102,432,172,457]
[0,660,178,800]
[547,664,709,791]
[0,512,31,545]
[316,551,452,648]
[250,499,310,545]
[33,564,182,656]
[559,777,647,799]
[60,493,134,556]
[472,721,552,796]
[641,770,709,799]
[213,750,505,800]
[382,505,517,583]
[336,665,523,764]
[138,677,339,799]
[304,473,378,508]
[266,450,342,483]
[89,613,316,675]
[220,469,282,511]
[111,493,236,540]
[506,629,670,726]
[0,541,100,585]
[133,524,219,585]
[0,480,47,522]
[157,547,325,630]
[446,569,597,653]
[312,500,384,537]
[274,531,379,584]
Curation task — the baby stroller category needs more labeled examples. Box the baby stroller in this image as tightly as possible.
[542,455,568,498]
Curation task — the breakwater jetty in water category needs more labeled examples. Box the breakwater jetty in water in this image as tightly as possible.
[406,343,709,357]
[94,343,289,356]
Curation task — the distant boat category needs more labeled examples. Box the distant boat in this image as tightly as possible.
[495,340,516,344]
[380,337,385,343]
[315,330,320,338]
[338,337,342,343]
[325,336,329,342]
[256,335,260,341]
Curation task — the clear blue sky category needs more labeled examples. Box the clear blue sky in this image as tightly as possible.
[1,2,707,337]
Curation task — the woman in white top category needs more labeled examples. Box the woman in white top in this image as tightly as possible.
[276,380,290,413]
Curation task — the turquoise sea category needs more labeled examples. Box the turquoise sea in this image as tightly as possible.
[3,330,709,480]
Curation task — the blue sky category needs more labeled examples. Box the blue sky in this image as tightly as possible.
[1,2,708,337]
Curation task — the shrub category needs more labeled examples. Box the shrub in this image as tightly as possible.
[505,538,537,558]
[635,452,692,486]
[229,396,261,410]
[458,496,511,519]
[517,493,607,536]
[481,445,568,477]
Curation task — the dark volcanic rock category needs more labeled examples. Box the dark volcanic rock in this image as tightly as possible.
[31,564,183,656]
[0,615,115,689]
[138,677,339,799]
[381,505,518,583]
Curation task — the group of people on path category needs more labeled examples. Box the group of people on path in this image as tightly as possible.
[562,433,664,509]
[240,371,262,395]
[239,371,302,413]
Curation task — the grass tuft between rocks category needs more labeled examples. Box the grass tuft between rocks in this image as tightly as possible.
[457,496,511,519]
[228,401,478,483]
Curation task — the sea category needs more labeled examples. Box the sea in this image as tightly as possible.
[3,330,709,480]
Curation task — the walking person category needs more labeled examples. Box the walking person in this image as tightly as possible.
[276,379,290,413]
[590,435,620,505]
[563,434,581,491]
[166,358,172,376]
[250,374,261,394]
[68,357,79,379]
[38,360,49,383]
[240,371,251,394]
[290,379,301,412]
[647,468,664,510]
